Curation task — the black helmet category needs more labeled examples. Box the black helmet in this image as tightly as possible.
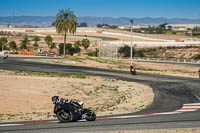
[52,96,59,104]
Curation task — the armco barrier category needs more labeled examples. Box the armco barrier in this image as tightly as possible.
[133,57,200,64]
[18,51,34,56]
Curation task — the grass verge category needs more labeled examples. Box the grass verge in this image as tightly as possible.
[13,70,87,79]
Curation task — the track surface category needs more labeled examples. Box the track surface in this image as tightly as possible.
[0,57,200,133]
[73,35,119,41]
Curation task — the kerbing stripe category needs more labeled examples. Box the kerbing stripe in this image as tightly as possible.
[176,109,197,112]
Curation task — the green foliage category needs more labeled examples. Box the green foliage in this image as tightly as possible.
[50,43,56,49]
[135,49,145,57]
[172,31,177,34]
[73,73,87,79]
[78,22,88,27]
[159,23,168,29]
[44,35,56,50]
[96,24,118,29]
[54,9,77,56]
[86,56,120,65]
[33,43,39,48]
[74,41,81,48]
[67,57,83,62]
[14,71,70,77]
[152,52,159,58]
[0,37,8,51]
[44,35,53,47]
[20,35,30,50]
[8,41,17,51]
[87,49,98,57]
[133,23,173,34]
[192,27,200,36]
[59,43,80,56]
[54,9,77,34]
[94,86,101,92]
[32,36,40,48]
[81,38,90,49]
[192,54,200,59]
[118,45,135,57]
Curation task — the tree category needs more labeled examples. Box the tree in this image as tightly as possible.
[167,25,172,30]
[9,41,17,51]
[192,27,200,36]
[59,43,80,56]
[118,45,135,57]
[32,36,40,48]
[54,9,77,57]
[97,24,103,28]
[44,35,55,51]
[135,49,145,57]
[81,38,90,50]
[44,35,53,47]
[20,35,30,50]
[50,43,56,50]
[0,37,8,51]
[159,23,168,29]
[79,22,88,27]
[74,41,81,48]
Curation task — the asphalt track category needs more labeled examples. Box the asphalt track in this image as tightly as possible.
[72,35,119,41]
[0,57,200,133]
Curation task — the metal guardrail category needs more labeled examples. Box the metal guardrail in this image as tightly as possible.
[133,57,200,64]
[99,57,200,64]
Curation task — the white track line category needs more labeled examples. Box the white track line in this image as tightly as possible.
[110,103,200,119]
[0,124,24,127]
[154,112,181,115]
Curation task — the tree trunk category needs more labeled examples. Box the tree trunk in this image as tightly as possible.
[63,31,67,57]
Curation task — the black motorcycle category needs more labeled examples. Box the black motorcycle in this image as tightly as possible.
[51,96,96,123]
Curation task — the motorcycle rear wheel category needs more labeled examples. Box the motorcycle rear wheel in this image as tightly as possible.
[56,110,73,123]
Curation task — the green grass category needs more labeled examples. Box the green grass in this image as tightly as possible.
[94,86,101,92]
[112,87,119,92]
[72,73,87,79]
[83,90,93,96]
[86,56,121,65]
[14,71,71,77]
[6,114,18,117]
[67,57,84,62]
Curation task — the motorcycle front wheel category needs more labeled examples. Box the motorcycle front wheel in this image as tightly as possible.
[56,110,73,123]
[85,109,96,121]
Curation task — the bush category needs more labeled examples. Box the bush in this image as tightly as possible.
[118,45,135,57]
[87,48,98,57]
[192,54,200,59]
[135,49,145,57]
[81,38,90,50]
[59,43,80,56]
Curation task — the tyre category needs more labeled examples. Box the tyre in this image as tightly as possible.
[131,71,136,75]
[85,109,96,121]
[56,110,73,123]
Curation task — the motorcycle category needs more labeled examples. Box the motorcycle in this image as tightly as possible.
[51,96,96,123]
[130,65,136,75]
